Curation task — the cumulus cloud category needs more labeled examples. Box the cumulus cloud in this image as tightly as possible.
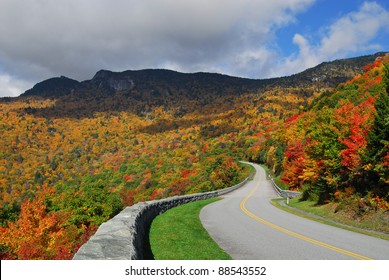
[1,1,387,97]
[277,1,389,77]
[0,0,314,96]
[0,74,32,97]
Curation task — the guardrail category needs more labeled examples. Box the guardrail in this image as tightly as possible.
[73,168,255,260]
[268,174,301,199]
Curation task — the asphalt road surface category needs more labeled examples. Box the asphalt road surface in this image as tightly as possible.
[200,163,389,259]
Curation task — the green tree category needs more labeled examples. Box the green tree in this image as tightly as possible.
[365,63,389,195]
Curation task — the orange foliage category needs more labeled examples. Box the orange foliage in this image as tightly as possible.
[0,187,77,259]
[336,97,376,171]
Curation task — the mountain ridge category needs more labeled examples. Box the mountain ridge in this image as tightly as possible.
[19,52,387,99]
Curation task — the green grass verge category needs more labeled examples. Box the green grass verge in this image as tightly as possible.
[272,198,389,241]
[149,197,232,260]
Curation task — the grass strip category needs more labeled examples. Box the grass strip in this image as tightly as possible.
[149,197,231,260]
[272,198,389,241]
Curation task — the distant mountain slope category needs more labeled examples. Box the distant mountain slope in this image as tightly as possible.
[286,52,388,87]
[19,52,387,100]
[22,76,80,98]
[2,51,383,119]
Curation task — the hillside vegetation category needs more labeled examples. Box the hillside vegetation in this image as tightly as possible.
[0,53,388,259]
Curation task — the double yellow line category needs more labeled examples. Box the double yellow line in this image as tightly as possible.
[239,173,372,260]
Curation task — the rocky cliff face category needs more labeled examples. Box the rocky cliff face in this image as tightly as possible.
[91,70,136,91]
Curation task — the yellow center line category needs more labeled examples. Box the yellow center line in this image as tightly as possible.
[240,170,372,260]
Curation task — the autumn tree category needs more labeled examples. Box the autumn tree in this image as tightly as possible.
[0,187,77,259]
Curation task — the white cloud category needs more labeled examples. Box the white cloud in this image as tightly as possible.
[0,0,314,96]
[227,48,280,78]
[319,2,389,57]
[277,1,389,77]
[0,74,33,97]
[3,1,387,97]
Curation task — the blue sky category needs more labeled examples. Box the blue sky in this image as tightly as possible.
[0,0,388,97]
[276,0,388,56]
[276,0,364,57]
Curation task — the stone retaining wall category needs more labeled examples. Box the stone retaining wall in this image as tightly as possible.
[73,171,254,260]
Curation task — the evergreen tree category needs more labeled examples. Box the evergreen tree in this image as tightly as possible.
[365,63,389,194]
[367,63,389,160]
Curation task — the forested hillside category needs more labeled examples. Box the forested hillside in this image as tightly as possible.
[0,53,388,259]
[250,56,389,208]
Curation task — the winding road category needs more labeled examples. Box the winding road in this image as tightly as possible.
[200,163,389,259]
